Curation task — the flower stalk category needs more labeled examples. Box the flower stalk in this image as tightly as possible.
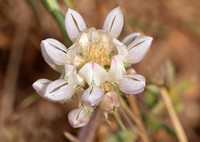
[120,97,149,138]
[63,0,74,9]
[111,110,127,131]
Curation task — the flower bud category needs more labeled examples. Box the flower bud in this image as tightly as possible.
[119,74,145,95]
[32,79,51,97]
[82,84,104,106]
[100,91,120,111]
[68,107,90,128]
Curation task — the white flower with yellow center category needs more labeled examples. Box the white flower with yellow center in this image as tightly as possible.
[33,7,153,128]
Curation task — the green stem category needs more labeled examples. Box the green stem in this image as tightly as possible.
[41,0,72,46]
[63,0,74,9]
[111,110,127,131]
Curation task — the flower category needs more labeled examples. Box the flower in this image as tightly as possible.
[33,7,153,128]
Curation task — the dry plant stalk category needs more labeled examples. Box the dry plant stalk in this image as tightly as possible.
[128,96,150,142]
[0,12,31,124]
[120,97,150,141]
[160,87,188,142]
[64,131,80,142]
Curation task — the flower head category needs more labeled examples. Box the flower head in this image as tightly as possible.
[33,7,153,128]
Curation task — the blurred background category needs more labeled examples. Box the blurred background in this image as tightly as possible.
[0,0,200,142]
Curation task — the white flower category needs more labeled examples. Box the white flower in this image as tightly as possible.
[33,7,153,128]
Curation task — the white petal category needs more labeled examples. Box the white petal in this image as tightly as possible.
[32,79,51,97]
[82,85,104,106]
[79,61,107,87]
[125,36,153,64]
[112,38,128,56]
[108,55,126,82]
[41,39,68,65]
[119,74,146,95]
[64,64,82,85]
[122,33,141,46]
[66,43,77,64]
[44,79,74,101]
[41,43,63,72]
[65,8,87,42]
[103,7,124,38]
[64,64,75,79]
[68,107,90,128]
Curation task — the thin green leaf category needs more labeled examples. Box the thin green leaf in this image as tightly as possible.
[41,0,72,45]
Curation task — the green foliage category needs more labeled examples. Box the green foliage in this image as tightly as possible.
[169,78,195,112]
[142,114,176,136]
[105,131,135,142]
[144,90,158,108]
[63,0,74,9]
[41,0,72,45]
[145,84,160,108]
[175,78,195,95]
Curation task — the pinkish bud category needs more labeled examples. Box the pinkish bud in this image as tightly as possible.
[100,91,120,111]
[68,107,90,128]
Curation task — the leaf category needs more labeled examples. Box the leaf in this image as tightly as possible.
[174,77,195,95]
[105,131,135,142]
[162,124,176,136]
[41,0,72,45]
[142,114,176,136]
[144,90,158,108]
[145,84,160,108]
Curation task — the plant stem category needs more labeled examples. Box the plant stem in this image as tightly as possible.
[111,111,127,131]
[160,87,188,142]
[120,97,146,132]
[119,108,137,133]
[41,0,72,45]
[127,96,150,142]
[63,0,74,9]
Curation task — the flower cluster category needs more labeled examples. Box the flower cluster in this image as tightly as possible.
[33,7,153,128]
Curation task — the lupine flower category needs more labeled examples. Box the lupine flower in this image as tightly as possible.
[33,7,153,128]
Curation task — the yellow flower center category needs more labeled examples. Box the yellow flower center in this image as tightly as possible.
[75,28,117,68]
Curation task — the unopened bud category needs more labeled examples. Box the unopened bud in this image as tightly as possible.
[68,107,90,128]
[100,91,120,111]
[119,74,145,95]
